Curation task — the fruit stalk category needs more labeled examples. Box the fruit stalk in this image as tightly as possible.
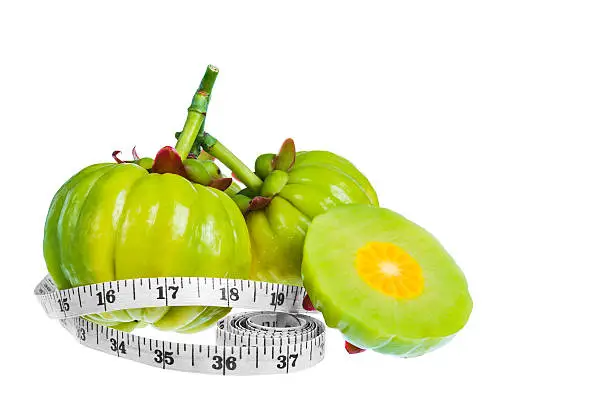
[177,65,263,193]
[195,66,218,141]
[202,133,264,193]
[175,65,219,160]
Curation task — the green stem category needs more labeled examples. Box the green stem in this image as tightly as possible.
[196,65,218,140]
[175,65,219,160]
[202,133,263,193]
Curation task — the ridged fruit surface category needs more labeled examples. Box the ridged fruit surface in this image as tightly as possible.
[302,204,472,357]
[248,151,378,286]
[43,162,251,332]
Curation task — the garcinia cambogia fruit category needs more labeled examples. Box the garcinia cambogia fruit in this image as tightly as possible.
[43,65,251,333]
[189,136,378,286]
[301,204,472,357]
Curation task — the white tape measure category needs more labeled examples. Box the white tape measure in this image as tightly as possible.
[35,275,325,375]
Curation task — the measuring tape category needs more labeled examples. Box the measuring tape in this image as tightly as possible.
[35,275,325,375]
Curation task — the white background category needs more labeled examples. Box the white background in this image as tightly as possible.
[1,1,610,406]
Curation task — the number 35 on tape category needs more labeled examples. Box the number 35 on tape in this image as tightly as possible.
[36,275,326,375]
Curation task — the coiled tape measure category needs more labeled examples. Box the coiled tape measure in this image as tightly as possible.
[35,275,325,375]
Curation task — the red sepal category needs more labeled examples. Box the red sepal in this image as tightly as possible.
[112,150,124,163]
[302,294,316,311]
[247,196,273,211]
[131,146,140,160]
[151,146,188,177]
[208,177,233,191]
[345,341,366,354]
[272,138,296,171]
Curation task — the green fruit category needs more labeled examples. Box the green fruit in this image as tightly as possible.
[302,204,472,357]
[247,148,378,286]
[43,161,250,332]
[183,158,221,186]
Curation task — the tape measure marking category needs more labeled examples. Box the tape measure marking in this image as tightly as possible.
[36,275,325,375]
[35,276,310,319]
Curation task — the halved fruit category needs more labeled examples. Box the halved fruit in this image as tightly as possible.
[301,204,472,357]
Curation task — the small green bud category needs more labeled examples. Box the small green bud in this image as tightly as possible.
[255,153,276,179]
[135,157,154,170]
[183,158,221,185]
[260,170,289,197]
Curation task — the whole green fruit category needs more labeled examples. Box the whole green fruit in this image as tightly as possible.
[43,159,251,333]
[245,140,378,286]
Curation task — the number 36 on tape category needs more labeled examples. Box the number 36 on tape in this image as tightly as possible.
[35,275,326,375]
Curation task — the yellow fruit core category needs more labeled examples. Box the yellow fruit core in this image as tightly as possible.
[355,242,424,299]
